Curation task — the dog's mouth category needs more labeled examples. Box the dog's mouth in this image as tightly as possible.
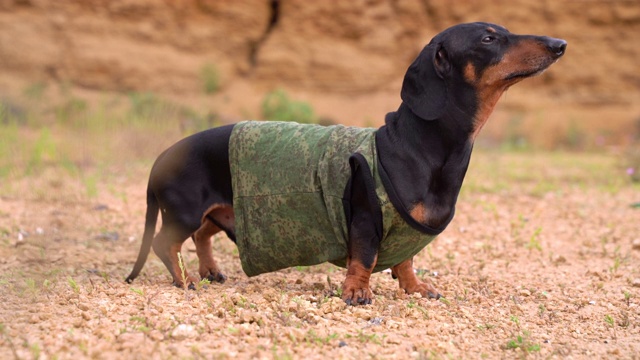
[504,68,545,81]
[504,58,557,81]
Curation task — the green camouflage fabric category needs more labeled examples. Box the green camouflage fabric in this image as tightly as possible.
[229,121,436,276]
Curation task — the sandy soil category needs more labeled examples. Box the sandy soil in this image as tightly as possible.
[0,152,639,359]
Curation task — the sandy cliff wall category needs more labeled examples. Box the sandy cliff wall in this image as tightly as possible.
[1,0,639,145]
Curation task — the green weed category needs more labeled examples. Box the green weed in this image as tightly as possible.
[23,82,48,101]
[304,330,338,345]
[196,278,211,291]
[476,323,495,331]
[176,252,191,300]
[29,342,42,360]
[505,330,540,353]
[56,97,87,126]
[439,297,451,306]
[83,174,99,198]
[129,316,150,332]
[200,63,221,94]
[604,314,614,327]
[538,304,546,317]
[68,277,80,294]
[27,127,58,173]
[261,89,315,124]
[510,214,527,245]
[510,315,520,327]
[407,299,429,319]
[526,227,543,251]
[562,120,586,150]
[130,287,144,296]
[353,331,382,345]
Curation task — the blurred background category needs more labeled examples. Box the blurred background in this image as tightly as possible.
[0,0,639,175]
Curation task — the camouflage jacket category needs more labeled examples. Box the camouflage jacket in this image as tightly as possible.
[229,121,437,276]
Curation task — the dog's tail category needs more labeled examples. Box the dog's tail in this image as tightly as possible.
[125,185,159,284]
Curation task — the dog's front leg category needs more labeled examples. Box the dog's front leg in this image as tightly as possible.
[391,257,441,299]
[342,246,378,305]
[341,155,382,306]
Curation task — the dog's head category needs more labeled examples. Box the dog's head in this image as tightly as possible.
[401,22,566,122]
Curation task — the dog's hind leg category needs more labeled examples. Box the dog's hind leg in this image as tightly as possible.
[391,257,441,299]
[151,226,198,289]
[192,204,235,284]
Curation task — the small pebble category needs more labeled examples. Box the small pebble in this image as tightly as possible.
[171,324,197,340]
[632,239,640,251]
[95,232,119,241]
[148,330,165,341]
[338,341,347,347]
[632,278,640,288]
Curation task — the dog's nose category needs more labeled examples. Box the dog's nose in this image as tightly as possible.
[544,37,567,57]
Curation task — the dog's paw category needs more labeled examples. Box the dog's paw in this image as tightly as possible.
[172,274,199,290]
[172,280,197,290]
[205,271,227,284]
[402,280,441,300]
[342,288,373,306]
[341,277,373,306]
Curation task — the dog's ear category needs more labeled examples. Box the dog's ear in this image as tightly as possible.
[400,42,450,120]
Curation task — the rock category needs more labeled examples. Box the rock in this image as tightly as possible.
[352,307,372,320]
[552,255,567,264]
[519,289,532,297]
[262,288,280,303]
[632,279,640,288]
[320,298,346,314]
[94,231,119,241]
[171,324,198,340]
[148,330,164,341]
[118,332,145,349]
[632,239,640,251]
[238,310,263,324]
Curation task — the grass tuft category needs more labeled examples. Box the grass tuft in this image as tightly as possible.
[261,89,315,124]
[200,63,221,94]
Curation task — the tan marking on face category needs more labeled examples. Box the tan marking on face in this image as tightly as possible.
[464,62,477,83]
[471,39,549,139]
[487,27,496,33]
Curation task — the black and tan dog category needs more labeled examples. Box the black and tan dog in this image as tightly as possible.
[126,22,566,305]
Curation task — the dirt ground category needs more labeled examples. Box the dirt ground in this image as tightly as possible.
[0,151,639,359]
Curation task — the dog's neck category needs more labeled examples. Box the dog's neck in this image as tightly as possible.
[375,102,477,231]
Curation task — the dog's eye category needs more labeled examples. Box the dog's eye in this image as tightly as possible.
[481,36,495,44]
